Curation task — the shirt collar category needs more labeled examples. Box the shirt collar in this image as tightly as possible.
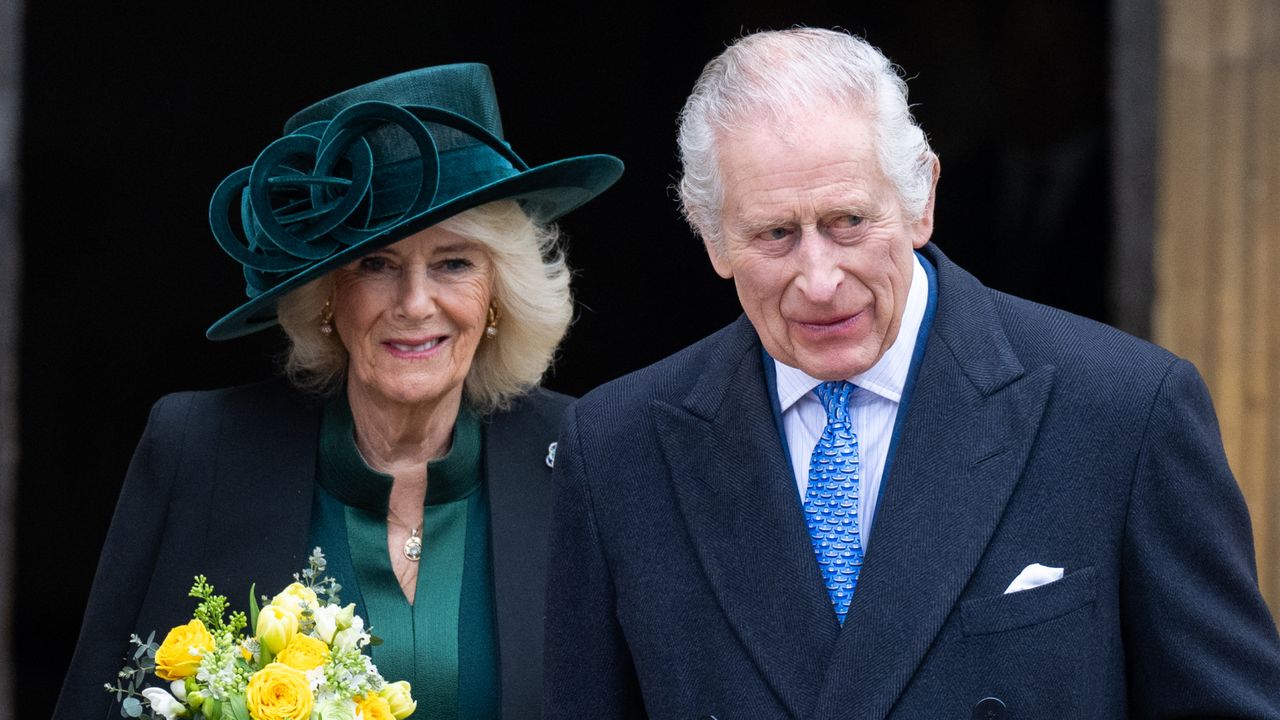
[775,254,929,412]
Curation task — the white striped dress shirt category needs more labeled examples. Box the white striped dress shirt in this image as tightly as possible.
[773,255,928,550]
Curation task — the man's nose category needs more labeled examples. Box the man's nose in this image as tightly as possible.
[794,229,842,302]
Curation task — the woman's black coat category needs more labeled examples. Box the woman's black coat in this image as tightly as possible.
[54,379,569,720]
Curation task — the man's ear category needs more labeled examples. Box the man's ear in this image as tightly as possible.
[705,235,734,279]
[911,154,941,249]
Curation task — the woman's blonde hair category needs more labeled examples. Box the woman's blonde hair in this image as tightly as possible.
[276,200,572,413]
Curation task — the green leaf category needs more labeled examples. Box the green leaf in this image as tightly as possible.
[122,697,143,718]
[133,644,148,660]
[221,694,251,720]
[248,583,260,633]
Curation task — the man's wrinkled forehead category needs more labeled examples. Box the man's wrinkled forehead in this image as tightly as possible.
[716,106,885,206]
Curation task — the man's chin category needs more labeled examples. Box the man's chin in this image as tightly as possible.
[786,350,876,381]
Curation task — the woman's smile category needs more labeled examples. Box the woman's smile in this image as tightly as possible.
[383,335,448,358]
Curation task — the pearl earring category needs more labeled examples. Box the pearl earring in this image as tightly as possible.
[320,299,334,336]
[485,304,499,338]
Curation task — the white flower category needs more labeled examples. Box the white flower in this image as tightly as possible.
[141,687,188,719]
[169,679,188,702]
[305,665,327,693]
[336,603,356,630]
[311,603,341,644]
[332,616,369,652]
[316,697,357,720]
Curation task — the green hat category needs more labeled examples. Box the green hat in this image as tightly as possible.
[206,63,623,340]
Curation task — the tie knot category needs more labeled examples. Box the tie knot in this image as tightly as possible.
[814,380,853,423]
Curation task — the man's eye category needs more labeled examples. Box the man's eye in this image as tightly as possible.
[762,227,792,241]
[829,215,863,229]
[358,256,390,272]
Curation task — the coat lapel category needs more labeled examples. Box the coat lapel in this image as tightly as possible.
[655,317,839,717]
[484,392,561,720]
[811,246,1055,717]
[201,382,320,604]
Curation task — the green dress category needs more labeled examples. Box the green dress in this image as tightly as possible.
[309,392,500,720]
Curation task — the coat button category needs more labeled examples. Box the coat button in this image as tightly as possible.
[972,697,1007,720]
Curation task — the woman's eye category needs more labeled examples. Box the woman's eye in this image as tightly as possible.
[358,256,391,272]
[829,215,864,229]
[438,258,475,273]
[761,227,792,242]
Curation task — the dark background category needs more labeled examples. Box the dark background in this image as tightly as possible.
[16,1,1109,713]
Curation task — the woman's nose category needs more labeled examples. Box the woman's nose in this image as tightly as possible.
[394,270,436,321]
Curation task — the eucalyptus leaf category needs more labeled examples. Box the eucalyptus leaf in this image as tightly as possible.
[145,630,156,645]
[133,644,147,660]
[122,697,143,718]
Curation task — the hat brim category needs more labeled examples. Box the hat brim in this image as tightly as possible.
[206,153,623,340]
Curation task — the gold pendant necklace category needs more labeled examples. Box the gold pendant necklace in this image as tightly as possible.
[403,527,422,562]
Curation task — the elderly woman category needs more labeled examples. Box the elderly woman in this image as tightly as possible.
[54,64,621,720]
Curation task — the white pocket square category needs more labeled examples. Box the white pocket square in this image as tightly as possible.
[1004,563,1065,594]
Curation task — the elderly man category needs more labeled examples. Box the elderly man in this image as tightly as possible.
[545,28,1280,718]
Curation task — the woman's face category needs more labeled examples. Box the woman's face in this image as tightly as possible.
[330,224,494,411]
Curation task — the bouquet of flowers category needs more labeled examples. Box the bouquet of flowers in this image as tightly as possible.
[107,548,415,720]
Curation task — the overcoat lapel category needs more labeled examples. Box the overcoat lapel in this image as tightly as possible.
[201,383,320,604]
[655,316,840,717]
[484,394,559,720]
[811,246,1055,717]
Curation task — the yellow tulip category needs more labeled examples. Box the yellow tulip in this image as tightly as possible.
[256,605,298,655]
[270,582,318,622]
[378,681,416,720]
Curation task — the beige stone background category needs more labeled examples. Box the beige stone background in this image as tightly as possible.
[1154,0,1280,622]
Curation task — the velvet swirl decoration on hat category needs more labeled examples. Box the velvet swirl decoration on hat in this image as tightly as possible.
[210,102,515,299]
[205,64,623,340]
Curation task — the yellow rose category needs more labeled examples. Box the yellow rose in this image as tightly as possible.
[246,662,313,720]
[275,634,330,671]
[270,582,319,621]
[154,619,215,680]
[378,681,416,720]
[256,605,299,655]
[354,694,394,720]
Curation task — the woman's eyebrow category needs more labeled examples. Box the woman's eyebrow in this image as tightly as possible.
[432,242,482,254]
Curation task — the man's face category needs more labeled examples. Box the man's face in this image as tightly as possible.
[708,104,937,380]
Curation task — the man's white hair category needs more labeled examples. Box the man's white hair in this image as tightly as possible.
[676,27,935,250]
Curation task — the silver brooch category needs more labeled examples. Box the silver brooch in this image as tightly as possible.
[545,442,557,468]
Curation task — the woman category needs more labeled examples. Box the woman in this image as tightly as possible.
[54,64,622,720]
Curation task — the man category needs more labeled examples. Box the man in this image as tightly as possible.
[545,28,1280,718]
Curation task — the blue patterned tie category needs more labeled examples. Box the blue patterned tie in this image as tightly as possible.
[803,380,864,624]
